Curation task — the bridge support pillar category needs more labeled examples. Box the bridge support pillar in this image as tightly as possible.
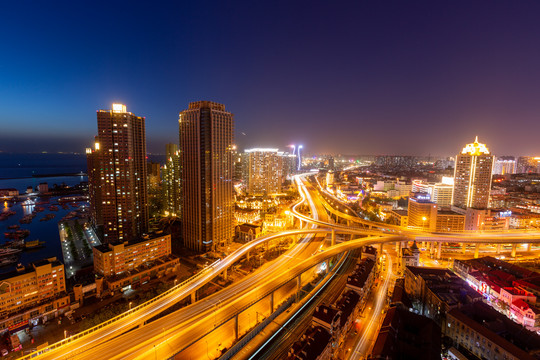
[331,229,335,247]
[474,244,480,259]
[527,243,531,252]
[296,275,302,302]
[270,292,274,313]
[436,242,442,260]
[462,243,466,254]
[247,251,250,261]
[222,268,227,281]
[430,242,435,257]
[379,243,383,253]
[235,314,239,340]
[190,291,196,304]
[496,244,501,254]
[395,241,401,254]
[511,244,517,258]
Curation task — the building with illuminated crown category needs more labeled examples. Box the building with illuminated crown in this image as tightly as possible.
[452,137,494,210]
[86,104,148,243]
[246,148,283,195]
[179,101,234,252]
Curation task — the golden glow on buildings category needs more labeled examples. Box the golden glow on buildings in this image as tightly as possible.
[112,103,127,113]
[461,136,490,156]
[92,233,172,277]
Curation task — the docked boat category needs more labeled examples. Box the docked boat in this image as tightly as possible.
[4,230,30,239]
[0,248,22,258]
[7,225,20,230]
[25,239,45,249]
[4,239,24,249]
[49,205,59,211]
[40,214,56,222]
[34,206,45,213]
[0,256,18,267]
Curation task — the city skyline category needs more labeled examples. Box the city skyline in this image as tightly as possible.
[3,2,540,155]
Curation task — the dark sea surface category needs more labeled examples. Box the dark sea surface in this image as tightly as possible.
[0,152,164,273]
[0,198,83,273]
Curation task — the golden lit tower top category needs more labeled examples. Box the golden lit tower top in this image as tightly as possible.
[461,136,490,156]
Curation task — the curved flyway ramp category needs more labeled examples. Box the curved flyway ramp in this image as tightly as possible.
[293,175,540,243]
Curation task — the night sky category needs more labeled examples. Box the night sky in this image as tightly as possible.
[1,1,540,156]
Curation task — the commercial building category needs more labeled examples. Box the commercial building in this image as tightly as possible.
[401,241,420,269]
[452,137,494,210]
[179,101,234,252]
[517,156,540,174]
[411,178,454,206]
[370,306,441,360]
[93,232,172,277]
[86,103,148,243]
[93,232,178,291]
[435,210,465,232]
[404,266,482,326]
[493,156,516,175]
[407,193,437,231]
[0,258,69,331]
[147,161,161,188]
[163,143,181,217]
[245,148,283,195]
[446,301,540,360]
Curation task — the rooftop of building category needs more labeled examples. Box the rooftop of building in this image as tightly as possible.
[313,305,340,326]
[390,278,413,309]
[448,301,540,359]
[513,298,540,314]
[94,231,170,253]
[236,223,262,231]
[336,290,360,328]
[286,325,331,360]
[390,209,408,216]
[347,259,375,290]
[406,266,482,306]
[371,307,441,360]
[362,246,378,256]
[0,258,63,282]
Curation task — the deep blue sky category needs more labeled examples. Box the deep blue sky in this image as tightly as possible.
[1,1,540,156]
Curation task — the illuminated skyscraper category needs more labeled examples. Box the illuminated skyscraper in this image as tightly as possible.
[179,101,234,252]
[86,104,148,243]
[452,137,494,210]
[245,148,283,195]
[163,143,181,217]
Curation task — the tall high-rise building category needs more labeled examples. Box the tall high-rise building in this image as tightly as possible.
[517,156,540,173]
[86,103,148,243]
[245,148,283,195]
[493,156,516,175]
[163,143,181,217]
[452,137,494,210]
[280,152,297,179]
[179,101,234,252]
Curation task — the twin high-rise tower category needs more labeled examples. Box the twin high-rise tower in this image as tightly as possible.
[87,104,149,243]
[179,101,235,252]
[88,101,234,252]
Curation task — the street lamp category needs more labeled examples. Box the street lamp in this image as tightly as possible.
[129,301,132,310]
